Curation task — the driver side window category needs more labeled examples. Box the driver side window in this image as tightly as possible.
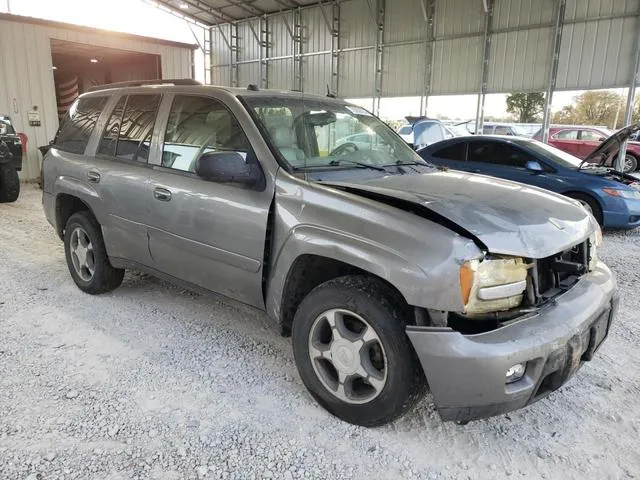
[161,95,251,173]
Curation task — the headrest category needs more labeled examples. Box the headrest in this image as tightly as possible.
[269,126,295,148]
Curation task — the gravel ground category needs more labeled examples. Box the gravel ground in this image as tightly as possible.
[1,184,639,480]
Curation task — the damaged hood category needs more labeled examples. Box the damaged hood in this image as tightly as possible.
[326,170,595,259]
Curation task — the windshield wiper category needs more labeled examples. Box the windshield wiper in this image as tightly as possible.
[328,159,386,171]
[394,160,428,166]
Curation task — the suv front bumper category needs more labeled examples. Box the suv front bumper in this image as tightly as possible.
[407,261,617,422]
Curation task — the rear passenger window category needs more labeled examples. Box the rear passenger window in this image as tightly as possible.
[431,142,466,161]
[55,96,108,154]
[98,94,161,162]
[161,95,251,173]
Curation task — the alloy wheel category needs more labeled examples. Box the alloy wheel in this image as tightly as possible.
[308,308,387,404]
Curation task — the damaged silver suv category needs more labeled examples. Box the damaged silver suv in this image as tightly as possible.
[42,80,618,426]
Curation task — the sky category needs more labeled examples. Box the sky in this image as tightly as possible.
[1,0,630,123]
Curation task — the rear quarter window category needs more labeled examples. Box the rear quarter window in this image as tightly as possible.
[55,96,108,154]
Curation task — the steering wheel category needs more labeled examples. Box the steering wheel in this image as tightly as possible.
[330,142,359,157]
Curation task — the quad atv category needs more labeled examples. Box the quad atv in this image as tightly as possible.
[0,117,22,203]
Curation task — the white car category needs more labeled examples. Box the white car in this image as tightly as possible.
[397,124,414,144]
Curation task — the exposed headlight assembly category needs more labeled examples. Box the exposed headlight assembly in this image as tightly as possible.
[459,257,529,316]
[588,225,602,272]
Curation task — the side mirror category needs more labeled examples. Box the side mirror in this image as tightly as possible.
[196,151,262,186]
[525,160,544,172]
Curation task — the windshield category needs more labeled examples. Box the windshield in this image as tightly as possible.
[515,139,584,169]
[242,96,427,170]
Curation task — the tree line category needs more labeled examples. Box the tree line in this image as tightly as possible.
[505,90,639,128]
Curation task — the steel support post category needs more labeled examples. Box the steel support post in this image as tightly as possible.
[206,27,213,84]
[420,0,436,116]
[618,12,640,171]
[293,8,303,91]
[331,1,340,95]
[260,16,269,88]
[475,0,494,135]
[230,23,239,87]
[541,0,566,143]
[372,0,385,115]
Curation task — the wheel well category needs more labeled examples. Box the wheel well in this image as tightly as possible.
[563,190,602,208]
[279,254,409,336]
[55,194,92,239]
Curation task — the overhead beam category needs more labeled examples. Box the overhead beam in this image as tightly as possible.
[151,0,215,26]
[541,0,566,143]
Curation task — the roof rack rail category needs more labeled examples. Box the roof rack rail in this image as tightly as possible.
[87,79,201,92]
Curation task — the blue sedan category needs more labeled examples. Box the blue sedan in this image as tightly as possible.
[417,135,640,228]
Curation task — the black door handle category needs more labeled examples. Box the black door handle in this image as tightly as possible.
[87,171,101,183]
[153,187,172,201]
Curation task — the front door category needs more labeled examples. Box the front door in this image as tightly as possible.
[146,94,272,308]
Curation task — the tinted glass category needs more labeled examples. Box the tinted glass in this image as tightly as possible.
[55,96,108,154]
[468,140,533,168]
[513,139,582,169]
[162,95,251,173]
[554,129,579,140]
[432,142,466,161]
[116,95,161,162]
[98,96,126,157]
[482,125,494,134]
[398,126,412,135]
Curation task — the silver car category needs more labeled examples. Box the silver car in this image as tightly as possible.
[42,81,617,426]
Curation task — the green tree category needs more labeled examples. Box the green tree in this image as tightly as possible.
[553,90,626,128]
[505,92,545,122]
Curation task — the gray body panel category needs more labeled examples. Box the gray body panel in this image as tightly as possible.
[42,84,616,423]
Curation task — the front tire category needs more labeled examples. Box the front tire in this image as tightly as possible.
[624,154,638,173]
[0,165,20,203]
[64,211,124,294]
[292,275,423,427]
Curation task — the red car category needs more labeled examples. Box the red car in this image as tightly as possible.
[534,125,639,172]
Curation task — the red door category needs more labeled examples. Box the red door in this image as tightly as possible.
[548,129,581,156]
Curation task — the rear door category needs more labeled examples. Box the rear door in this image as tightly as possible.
[145,93,272,308]
[90,93,162,267]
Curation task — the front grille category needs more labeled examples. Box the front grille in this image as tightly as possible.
[527,240,591,306]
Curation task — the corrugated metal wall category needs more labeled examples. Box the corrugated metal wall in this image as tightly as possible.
[0,17,193,180]
[207,0,640,101]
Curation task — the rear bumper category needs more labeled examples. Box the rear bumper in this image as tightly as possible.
[406,262,617,422]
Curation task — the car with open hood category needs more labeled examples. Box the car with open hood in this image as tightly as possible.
[42,81,617,426]
[534,124,640,172]
[418,127,640,229]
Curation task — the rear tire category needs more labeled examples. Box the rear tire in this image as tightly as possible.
[64,211,124,294]
[566,192,603,226]
[291,275,423,427]
[0,165,20,203]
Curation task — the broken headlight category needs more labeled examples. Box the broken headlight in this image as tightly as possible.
[588,225,602,272]
[459,256,528,316]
